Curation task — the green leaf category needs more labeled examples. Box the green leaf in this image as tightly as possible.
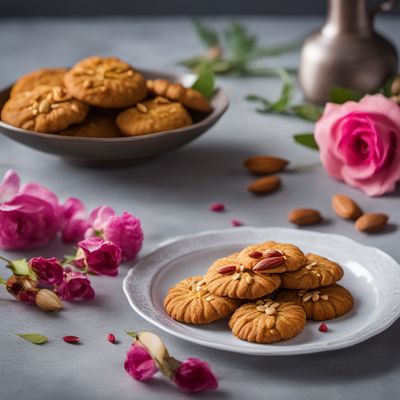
[294,133,319,150]
[0,275,6,285]
[269,69,293,112]
[193,20,220,48]
[192,65,215,99]
[8,258,37,281]
[16,333,48,345]
[245,94,271,109]
[330,87,362,104]
[125,331,138,339]
[225,22,256,60]
[248,39,303,60]
[291,104,324,122]
[379,77,394,97]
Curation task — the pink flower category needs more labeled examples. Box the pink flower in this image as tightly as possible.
[124,343,158,381]
[86,207,143,262]
[56,271,95,301]
[74,237,122,276]
[315,95,400,196]
[61,198,90,243]
[0,170,61,250]
[173,358,218,393]
[29,257,64,286]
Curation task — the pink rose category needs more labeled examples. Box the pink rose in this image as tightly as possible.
[74,237,122,276]
[124,343,158,381]
[56,271,95,301]
[173,358,218,393]
[315,95,400,196]
[0,170,61,249]
[86,206,143,262]
[29,257,64,286]
[61,198,90,243]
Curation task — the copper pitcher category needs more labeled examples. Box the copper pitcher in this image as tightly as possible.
[299,0,399,104]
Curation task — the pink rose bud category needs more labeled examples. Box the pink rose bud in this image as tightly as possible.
[61,198,90,244]
[6,275,37,304]
[86,207,143,262]
[173,358,218,393]
[74,237,122,276]
[29,257,64,286]
[231,218,244,227]
[315,94,400,196]
[56,271,95,301]
[124,343,158,381]
[0,171,61,250]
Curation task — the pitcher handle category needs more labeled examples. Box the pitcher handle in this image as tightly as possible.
[370,0,399,16]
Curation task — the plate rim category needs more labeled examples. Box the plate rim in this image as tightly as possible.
[123,227,400,356]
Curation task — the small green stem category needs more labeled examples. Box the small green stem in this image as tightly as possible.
[0,255,12,265]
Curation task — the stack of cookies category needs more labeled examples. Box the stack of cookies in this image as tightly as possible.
[164,241,354,344]
[1,56,211,137]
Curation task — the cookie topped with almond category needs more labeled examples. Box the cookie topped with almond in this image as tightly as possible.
[237,241,305,274]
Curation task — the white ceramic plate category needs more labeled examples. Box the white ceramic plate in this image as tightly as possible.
[123,227,400,356]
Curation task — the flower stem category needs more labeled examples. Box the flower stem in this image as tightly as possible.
[0,255,12,265]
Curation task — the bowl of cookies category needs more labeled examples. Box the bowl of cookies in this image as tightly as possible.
[124,227,400,355]
[0,56,229,164]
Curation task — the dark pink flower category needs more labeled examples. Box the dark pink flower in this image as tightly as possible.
[86,207,143,262]
[56,271,95,301]
[0,170,61,250]
[173,358,218,393]
[29,257,64,286]
[231,218,244,227]
[61,198,90,243]
[74,237,122,276]
[124,343,158,381]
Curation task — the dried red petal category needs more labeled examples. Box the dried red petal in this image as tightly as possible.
[318,323,328,333]
[63,335,80,344]
[231,218,244,227]
[209,203,225,212]
[107,333,116,344]
[217,265,237,275]
[248,251,263,259]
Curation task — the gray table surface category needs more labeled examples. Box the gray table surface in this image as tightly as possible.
[0,16,400,400]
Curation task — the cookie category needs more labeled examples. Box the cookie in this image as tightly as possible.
[204,256,281,300]
[146,79,211,112]
[164,276,240,324]
[281,253,344,289]
[59,114,121,138]
[64,56,147,108]
[229,299,306,343]
[116,97,193,136]
[10,67,68,97]
[237,241,305,274]
[277,284,354,321]
[1,85,88,133]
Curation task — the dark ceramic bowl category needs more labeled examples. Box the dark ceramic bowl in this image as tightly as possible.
[0,70,229,165]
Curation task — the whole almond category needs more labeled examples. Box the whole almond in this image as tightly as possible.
[355,213,388,233]
[288,208,322,226]
[248,175,281,195]
[332,194,362,220]
[243,156,289,175]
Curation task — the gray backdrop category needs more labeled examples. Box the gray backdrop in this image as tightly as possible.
[0,0,399,17]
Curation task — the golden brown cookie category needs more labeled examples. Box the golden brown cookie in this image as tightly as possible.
[204,256,281,300]
[146,79,211,112]
[64,56,147,108]
[116,97,193,136]
[277,284,354,321]
[59,114,121,138]
[229,299,306,343]
[1,85,88,133]
[10,68,68,97]
[237,241,305,274]
[164,276,240,324]
[281,253,344,289]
